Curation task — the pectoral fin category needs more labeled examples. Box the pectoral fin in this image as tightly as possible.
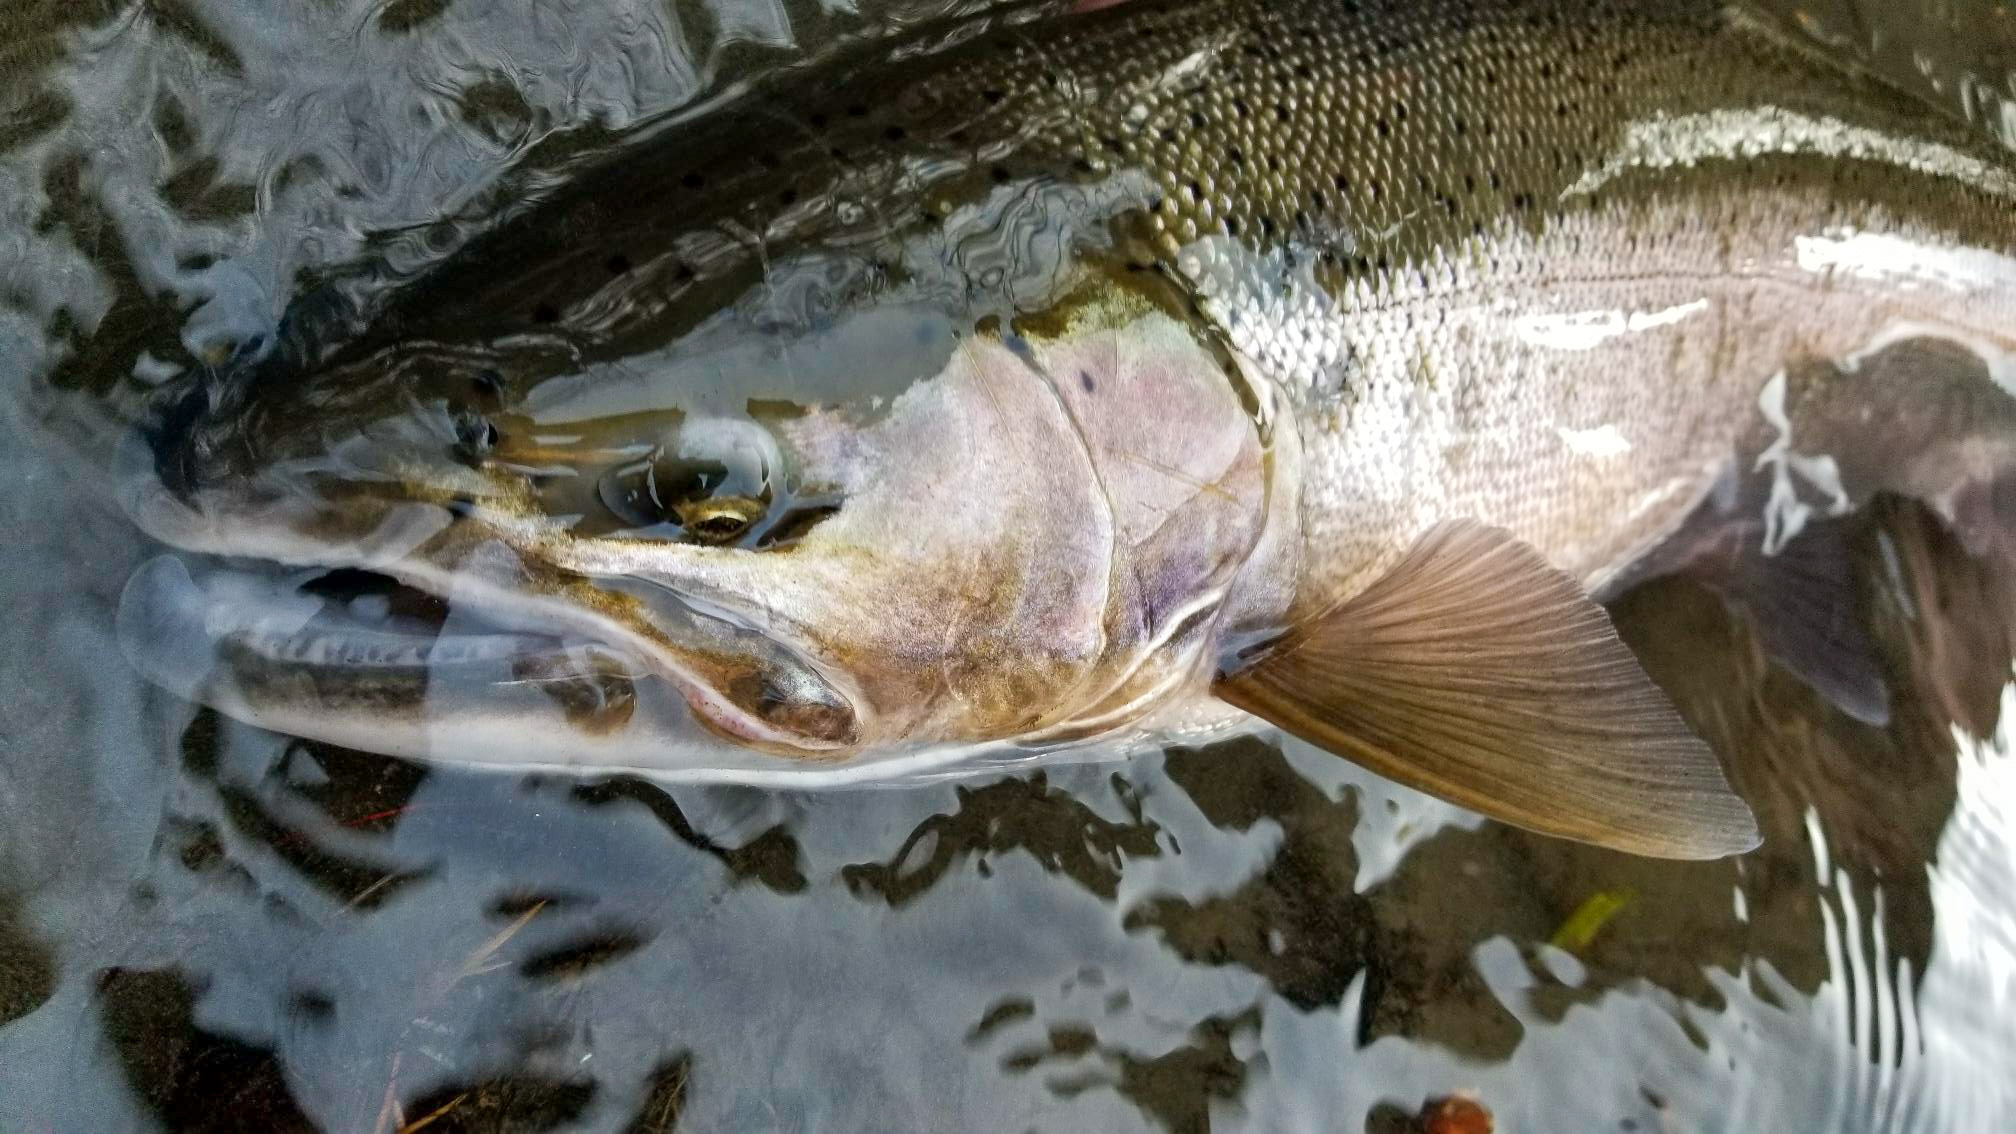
[1215,521,1760,859]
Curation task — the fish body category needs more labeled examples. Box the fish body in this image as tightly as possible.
[123,0,2016,856]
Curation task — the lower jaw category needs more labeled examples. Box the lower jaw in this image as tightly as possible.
[116,552,864,768]
[118,551,649,736]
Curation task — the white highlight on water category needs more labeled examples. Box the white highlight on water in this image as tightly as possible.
[1555,423,1635,458]
[1796,229,2016,294]
[1514,298,1711,352]
[1755,370,1851,555]
[1564,105,2016,200]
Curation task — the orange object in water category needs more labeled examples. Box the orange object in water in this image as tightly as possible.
[1420,1096,1493,1134]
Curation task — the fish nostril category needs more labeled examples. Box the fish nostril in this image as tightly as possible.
[451,411,499,465]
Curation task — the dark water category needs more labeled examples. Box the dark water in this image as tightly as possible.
[2,1,2015,1130]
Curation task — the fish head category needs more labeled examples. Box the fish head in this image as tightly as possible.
[120,281,1286,776]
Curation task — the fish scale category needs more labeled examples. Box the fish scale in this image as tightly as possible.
[355,2,1723,340]
[356,1,1992,337]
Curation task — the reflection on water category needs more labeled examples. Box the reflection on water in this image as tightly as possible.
[3,0,2016,1130]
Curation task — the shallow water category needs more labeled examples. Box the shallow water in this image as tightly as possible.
[3,1,2015,1131]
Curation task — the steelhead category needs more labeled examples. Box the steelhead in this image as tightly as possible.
[119,0,2016,857]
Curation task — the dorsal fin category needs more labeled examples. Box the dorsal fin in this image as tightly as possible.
[1216,521,1760,859]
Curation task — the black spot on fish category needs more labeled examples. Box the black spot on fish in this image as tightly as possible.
[604,253,631,275]
[756,504,841,550]
[680,171,703,189]
[1080,370,1095,393]
[289,990,334,1024]
[518,928,649,981]
[487,891,592,918]
[532,302,559,323]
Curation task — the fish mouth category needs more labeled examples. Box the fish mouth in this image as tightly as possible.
[116,544,861,766]
[118,383,865,768]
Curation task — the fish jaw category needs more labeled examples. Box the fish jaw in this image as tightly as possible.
[117,297,1287,776]
[115,485,870,764]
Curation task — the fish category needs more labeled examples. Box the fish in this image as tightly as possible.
[116,0,2016,859]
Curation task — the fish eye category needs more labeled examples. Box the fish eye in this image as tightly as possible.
[590,420,780,544]
[676,495,765,543]
[593,459,773,543]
